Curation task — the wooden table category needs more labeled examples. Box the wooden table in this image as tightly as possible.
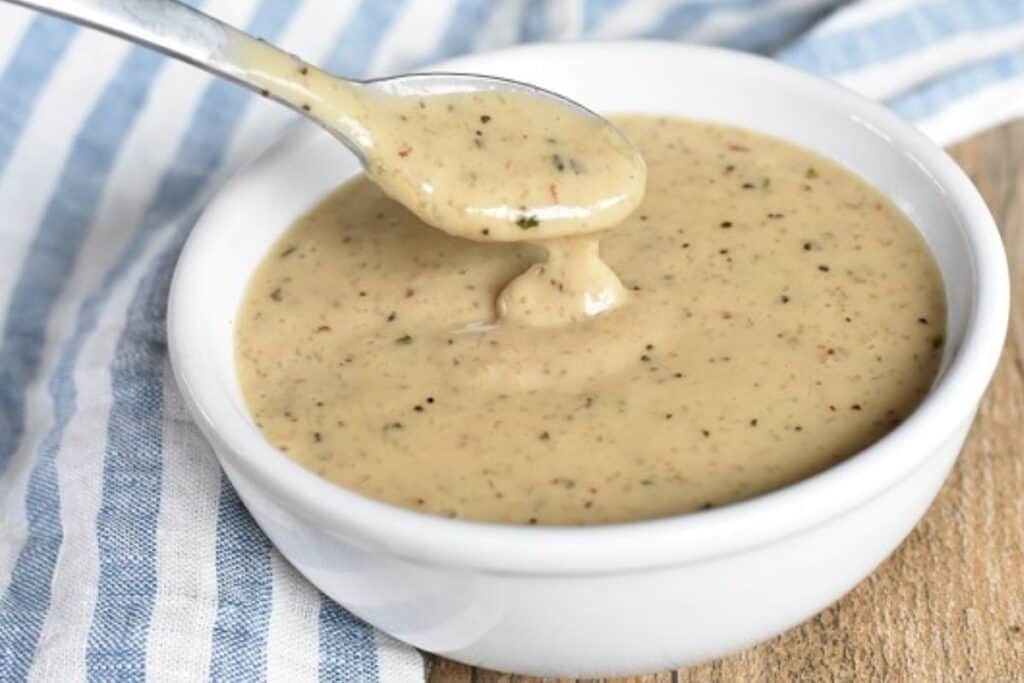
[427,121,1024,682]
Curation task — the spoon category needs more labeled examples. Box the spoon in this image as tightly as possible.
[10,0,647,242]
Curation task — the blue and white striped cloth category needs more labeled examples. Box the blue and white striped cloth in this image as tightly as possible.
[0,1,1020,680]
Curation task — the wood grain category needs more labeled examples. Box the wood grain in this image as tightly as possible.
[427,120,1024,682]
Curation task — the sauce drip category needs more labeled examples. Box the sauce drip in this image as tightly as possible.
[232,38,645,325]
[497,236,627,326]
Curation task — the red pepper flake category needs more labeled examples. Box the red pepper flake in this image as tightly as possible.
[398,146,412,158]
[549,183,559,202]
[728,143,750,152]
[316,325,331,333]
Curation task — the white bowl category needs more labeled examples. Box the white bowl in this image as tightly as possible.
[168,42,1009,677]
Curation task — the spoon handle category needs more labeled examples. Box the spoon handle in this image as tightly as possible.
[6,0,287,97]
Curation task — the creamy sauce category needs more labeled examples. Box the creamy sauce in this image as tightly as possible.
[237,117,945,525]
[231,38,646,243]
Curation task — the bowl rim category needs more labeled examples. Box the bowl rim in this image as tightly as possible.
[168,40,1009,574]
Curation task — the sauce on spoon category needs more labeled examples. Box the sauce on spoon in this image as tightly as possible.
[231,38,646,324]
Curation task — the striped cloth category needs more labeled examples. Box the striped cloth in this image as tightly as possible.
[0,0,1019,680]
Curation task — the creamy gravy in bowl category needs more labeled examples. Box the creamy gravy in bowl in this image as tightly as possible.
[236,116,944,525]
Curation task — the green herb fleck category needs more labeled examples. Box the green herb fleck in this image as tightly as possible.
[805,167,819,179]
[395,334,413,345]
[516,215,540,229]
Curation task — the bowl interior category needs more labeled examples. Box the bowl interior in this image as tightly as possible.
[169,42,1003,572]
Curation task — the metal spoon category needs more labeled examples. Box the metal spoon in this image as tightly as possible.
[8,0,646,241]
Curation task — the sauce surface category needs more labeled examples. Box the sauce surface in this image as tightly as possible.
[236,116,945,525]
